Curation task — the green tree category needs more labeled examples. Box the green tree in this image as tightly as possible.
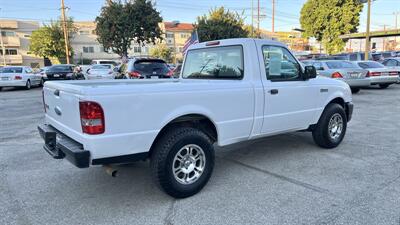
[29,20,75,63]
[149,43,172,62]
[95,0,163,57]
[300,0,363,54]
[195,7,249,42]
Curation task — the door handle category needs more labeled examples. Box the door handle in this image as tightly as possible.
[269,89,279,95]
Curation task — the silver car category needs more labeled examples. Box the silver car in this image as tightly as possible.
[353,61,399,89]
[381,58,400,83]
[0,66,42,91]
[310,60,370,93]
[86,64,117,80]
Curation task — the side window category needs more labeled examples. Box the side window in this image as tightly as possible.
[349,54,357,61]
[182,45,244,79]
[313,62,324,70]
[262,45,301,81]
[25,68,33,74]
[386,60,397,67]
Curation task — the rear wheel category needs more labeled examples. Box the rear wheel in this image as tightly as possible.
[379,84,390,89]
[351,88,360,94]
[312,103,347,149]
[0,87,2,91]
[25,80,31,90]
[151,126,215,198]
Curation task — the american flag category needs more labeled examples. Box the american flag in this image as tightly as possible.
[182,30,199,55]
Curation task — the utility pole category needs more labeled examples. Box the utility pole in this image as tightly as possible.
[251,0,254,37]
[364,0,371,60]
[272,0,275,33]
[382,24,387,51]
[61,0,70,64]
[0,8,6,66]
[394,11,400,29]
[257,0,260,35]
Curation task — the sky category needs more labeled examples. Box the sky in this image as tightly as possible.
[1,0,400,32]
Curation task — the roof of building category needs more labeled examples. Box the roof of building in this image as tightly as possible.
[164,22,194,31]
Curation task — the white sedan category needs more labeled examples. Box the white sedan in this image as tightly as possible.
[86,64,118,80]
[0,66,41,91]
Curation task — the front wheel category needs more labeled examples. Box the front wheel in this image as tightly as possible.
[151,127,215,198]
[312,103,347,149]
[40,78,45,87]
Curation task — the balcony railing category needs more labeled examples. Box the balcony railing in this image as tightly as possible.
[2,36,20,47]
[2,54,23,64]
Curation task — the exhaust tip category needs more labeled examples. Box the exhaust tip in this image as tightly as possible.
[104,165,118,177]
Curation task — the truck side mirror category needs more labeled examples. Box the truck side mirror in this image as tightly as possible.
[303,65,317,80]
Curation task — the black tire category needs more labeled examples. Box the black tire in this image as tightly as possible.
[25,80,31,90]
[0,87,2,91]
[379,84,390,89]
[40,78,45,87]
[312,103,347,149]
[351,88,360,94]
[150,126,215,198]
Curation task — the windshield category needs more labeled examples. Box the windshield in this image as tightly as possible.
[357,61,384,69]
[48,65,72,72]
[92,65,111,70]
[134,61,169,74]
[1,67,23,73]
[326,61,357,69]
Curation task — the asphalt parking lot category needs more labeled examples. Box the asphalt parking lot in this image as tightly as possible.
[1,84,400,225]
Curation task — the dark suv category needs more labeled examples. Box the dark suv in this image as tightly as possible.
[44,64,83,80]
[119,58,173,79]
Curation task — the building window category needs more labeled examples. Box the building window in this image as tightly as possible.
[0,49,18,55]
[1,31,16,37]
[134,47,142,53]
[166,33,174,38]
[83,46,94,53]
[180,33,190,39]
[79,30,90,35]
[169,47,175,52]
[167,39,173,44]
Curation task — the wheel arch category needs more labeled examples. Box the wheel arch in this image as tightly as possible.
[149,113,219,156]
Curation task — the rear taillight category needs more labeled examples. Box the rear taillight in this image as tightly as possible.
[368,71,381,76]
[128,71,141,78]
[14,75,22,80]
[42,89,46,113]
[79,101,105,135]
[389,71,398,76]
[166,69,174,77]
[108,71,112,74]
[331,72,343,78]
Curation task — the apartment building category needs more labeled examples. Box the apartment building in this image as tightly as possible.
[0,20,44,68]
[160,21,194,62]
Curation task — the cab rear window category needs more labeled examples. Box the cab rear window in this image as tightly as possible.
[182,45,244,80]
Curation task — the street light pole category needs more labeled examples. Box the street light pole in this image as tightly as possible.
[61,0,70,64]
[0,8,6,66]
[364,0,371,60]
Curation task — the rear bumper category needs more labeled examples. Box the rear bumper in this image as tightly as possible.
[345,102,354,122]
[344,79,370,87]
[367,76,399,85]
[37,124,90,168]
[0,80,26,87]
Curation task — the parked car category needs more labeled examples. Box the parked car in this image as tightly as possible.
[309,60,370,93]
[352,61,398,89]
[38,38,353,198]
[120,58,173,79]
[91,59,119,66]
[331,52,372,61]
[0,66,42,90]
[86,64,118,80]
[44,64,82,80]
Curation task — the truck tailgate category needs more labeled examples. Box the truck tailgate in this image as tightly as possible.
[43,86,82,135]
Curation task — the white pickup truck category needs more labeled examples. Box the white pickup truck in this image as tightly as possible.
[38,38,353,198]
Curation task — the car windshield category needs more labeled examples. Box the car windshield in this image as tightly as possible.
[1,67,23,73]
[134,61,169,74]
[48,65,72,72]
[326,61,357,69]
[92,65,111,70]
[357,61,384,69]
